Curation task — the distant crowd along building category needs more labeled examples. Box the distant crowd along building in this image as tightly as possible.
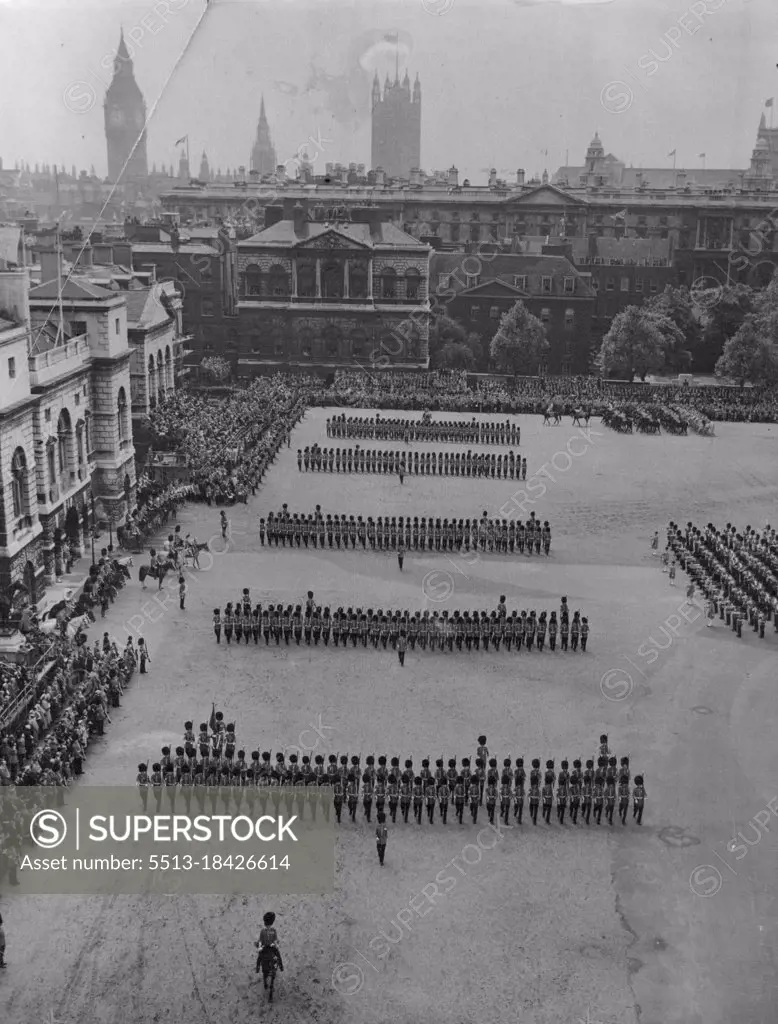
[0,226,188,603]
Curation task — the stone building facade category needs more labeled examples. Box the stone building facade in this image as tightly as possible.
[0,253,136,603]
[236,202,431,373]
[125,281,187,419]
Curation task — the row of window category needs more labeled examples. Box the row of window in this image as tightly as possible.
[242,266,423,302]
[438,274,577,294]
[469,305,575,325]
[602,277,660,293]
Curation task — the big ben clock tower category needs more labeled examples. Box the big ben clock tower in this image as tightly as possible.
[104,29,148,183]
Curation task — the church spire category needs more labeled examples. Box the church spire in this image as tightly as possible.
[250,96,277,175]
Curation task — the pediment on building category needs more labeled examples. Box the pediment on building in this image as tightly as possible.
[459,279,528,298]
[509,185,588,208]
[297,229,370,251]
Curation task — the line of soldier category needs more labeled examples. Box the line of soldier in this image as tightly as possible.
[667,520,778,638]
[212,598,589,652]
[136,744,644,827]
[326,415,520,446]
[297,446,527,480]
[260,509,551,555]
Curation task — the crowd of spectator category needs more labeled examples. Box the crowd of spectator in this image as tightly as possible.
[149,377,308,504]
[296,372,778,422]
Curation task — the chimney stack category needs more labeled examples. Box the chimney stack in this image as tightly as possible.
[293,201,306,235]
[676,170,687,188]
[79,243,93,268]
[237,165,246,181]
[516,169,525,186]
[489,168,497,187]
[410,167,421,186]
[39,248,61,286]
[448,166,459,187]
[375,167,385,186]
[276,164,287,183]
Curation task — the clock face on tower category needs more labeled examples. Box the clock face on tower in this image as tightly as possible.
[109,108,125,127]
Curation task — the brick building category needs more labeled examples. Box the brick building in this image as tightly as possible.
[0,247,136,602]
[431,251,595,374]
[124,223,236,368]
[236,200,431,373]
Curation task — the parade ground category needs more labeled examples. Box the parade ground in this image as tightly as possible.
[2,409,777,1024]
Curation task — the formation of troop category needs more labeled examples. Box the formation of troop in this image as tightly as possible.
[326,414,521,446]
[260,507,551,555]
[137,728,644,828]
[297,445,527,480]
[212,592,590,654]
[666,520,778,638]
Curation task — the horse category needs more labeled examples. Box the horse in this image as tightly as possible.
[139,559,176,587]
[183,540,208,569]
[542,404,561,425]
[571,406,591,427]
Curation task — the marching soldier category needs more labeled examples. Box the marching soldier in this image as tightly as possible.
[485,778,498,824]
[213,607,222,643]
[581,764,593,825]
[346,773,359,822]
[375,814,388,866]
[374,774,386,821]
[542,772,554,825]
[500,773,512,824]
[556,761,569,824]
[569,763,582,825]
[592,773,605,825]
[632,775,646,825]
[400,775,412,824]
[453,776,466,824]
[425,776,437,824]
[528,771,540,825]
[604,773,616,826]
[560,614,569,652]
[362,771,374,823]
[412,776,424,824]
[468,775,480,824]
[387,774,400,823]
[437,776,450,824]
[618,776,630,826]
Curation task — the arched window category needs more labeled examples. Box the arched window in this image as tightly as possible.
[350,331,367,358]
[321,262,343,299]
[157,351,165,395]
[11,447,28,518]
[405,268,421,301]
[350,262,368,299]
[84,411,91,455]
[381,267,397,299]
[268,264,290,297]
[245,264,262,296]
[323,324,339,358]
[117,387,128,442]
[297,262,316,298]
[57,409,72,479]
[76,420,85,468]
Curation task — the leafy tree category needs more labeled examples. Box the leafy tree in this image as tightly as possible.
[436,341,476,370]
[597,305,676,380]
[489,301,548,375]
[429,315,482,369]
[645,285,696,371]
[696,283,754,373]
[200,355,232,383]
[715,315,778,385]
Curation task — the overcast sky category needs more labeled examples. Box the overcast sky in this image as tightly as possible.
[1,0,777,184]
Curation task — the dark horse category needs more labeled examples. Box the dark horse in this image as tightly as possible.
[138,560,176,587]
